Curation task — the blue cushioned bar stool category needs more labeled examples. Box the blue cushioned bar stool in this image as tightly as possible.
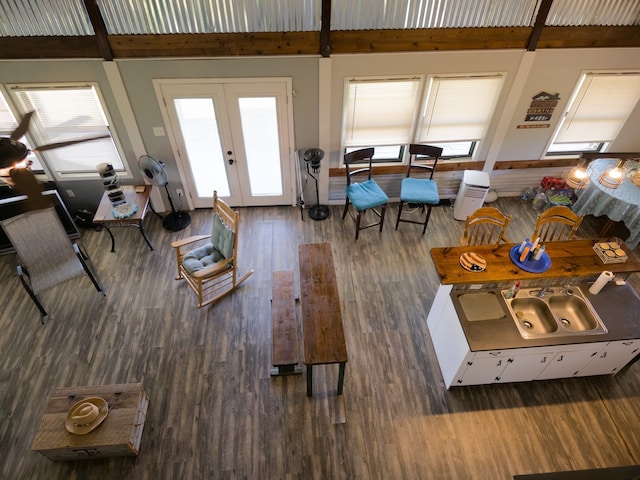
[342,148,389,240]
[395,144,442,235]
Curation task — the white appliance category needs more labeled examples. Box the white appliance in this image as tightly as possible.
[453,170,491,220]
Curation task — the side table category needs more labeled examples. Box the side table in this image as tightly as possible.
[93,185,155,252]
[32,383,149,461]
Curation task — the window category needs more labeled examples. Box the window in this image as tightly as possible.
[343,78,420,162]
[548,72,640,155]
[418,75,503,158]
[341,74,503,163]
[8,83,125,178]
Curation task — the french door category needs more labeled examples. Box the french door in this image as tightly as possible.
[156,79,295,207]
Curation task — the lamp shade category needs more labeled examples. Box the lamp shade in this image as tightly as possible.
[566,164,590,189]
[598,160,624,189]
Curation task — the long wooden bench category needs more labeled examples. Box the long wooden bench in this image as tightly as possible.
[298,243,348,396]
[270,270,302,376]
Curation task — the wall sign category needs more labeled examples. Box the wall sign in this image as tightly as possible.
[517,91,561,129]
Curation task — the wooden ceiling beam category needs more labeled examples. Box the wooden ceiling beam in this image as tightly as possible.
[320,0,331,57]
[527,0,553,51]
[0,36,101,59]
[108,32,319,57]
[82,0,113,61]
[331,27,532,53]
[538,25,640,48]
[1,26,638,60]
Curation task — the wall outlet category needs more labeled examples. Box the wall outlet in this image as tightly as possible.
[176,189,184,197]
[66,189,75,197]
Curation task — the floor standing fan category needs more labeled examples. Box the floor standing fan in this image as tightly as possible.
[138,155,191,231]
[304,148,330,221]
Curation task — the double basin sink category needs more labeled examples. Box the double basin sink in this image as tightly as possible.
[452,285,608,339]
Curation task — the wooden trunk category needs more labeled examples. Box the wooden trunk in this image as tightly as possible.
[31,383,149,462]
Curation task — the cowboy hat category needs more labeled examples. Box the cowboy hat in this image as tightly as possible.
[65,397,109,435]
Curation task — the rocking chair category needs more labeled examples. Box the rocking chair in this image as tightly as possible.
[171,191,254,308]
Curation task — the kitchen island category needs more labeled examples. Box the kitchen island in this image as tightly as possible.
[427,239,640,388]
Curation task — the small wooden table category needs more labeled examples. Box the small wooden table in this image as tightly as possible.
[298,243,348,396]
[32,383,149,461]
[93,185,154,252]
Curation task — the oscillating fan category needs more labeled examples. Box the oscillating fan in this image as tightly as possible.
[137,155,191,231]
[303,148,329,221]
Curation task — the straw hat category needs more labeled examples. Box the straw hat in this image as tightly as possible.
[65,397,109,435]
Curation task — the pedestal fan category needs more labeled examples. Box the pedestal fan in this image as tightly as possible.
[138,155,191,231]
[303,148,329,221]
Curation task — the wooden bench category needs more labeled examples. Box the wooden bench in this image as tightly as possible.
[298,243,348,396]
[270,270,302,376]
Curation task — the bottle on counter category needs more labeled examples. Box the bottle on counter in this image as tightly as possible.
[504,281,521,299]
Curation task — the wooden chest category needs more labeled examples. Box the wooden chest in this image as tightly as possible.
[32,383,149,462]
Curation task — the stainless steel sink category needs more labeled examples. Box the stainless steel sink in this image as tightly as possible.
[502,286,608,339]
[509,297,558,335]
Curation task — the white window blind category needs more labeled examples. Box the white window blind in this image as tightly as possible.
[553,73,640,144]
[418,76,503,143]
[10,84,123,175]
[343,78,420,147]
[0,92,16,134]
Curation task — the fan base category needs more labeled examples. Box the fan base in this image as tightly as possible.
[309,205,330,221]
[163,211,191,231]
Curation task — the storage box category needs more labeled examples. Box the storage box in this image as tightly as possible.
[593,241,628,264]
[32,383,149,462]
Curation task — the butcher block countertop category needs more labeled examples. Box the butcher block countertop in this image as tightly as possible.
[431,239,640,285]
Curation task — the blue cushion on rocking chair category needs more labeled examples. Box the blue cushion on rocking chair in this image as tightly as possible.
[182,243,224,274]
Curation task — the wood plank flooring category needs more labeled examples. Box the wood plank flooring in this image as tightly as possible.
[1,197,639,479]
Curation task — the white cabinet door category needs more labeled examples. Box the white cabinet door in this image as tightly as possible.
[497,352,555,383]
[578,340,640,376]
[455,354,507,385]
[537,349,599,380]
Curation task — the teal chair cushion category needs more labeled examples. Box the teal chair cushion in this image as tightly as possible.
[211,213,235,259]
[182,243,224,274]
[346,179,388,211]
[400,178,439,204]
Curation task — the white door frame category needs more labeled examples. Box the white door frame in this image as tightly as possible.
[153,77,297,208]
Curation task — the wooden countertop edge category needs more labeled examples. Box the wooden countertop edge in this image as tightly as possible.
[431,239,640,285]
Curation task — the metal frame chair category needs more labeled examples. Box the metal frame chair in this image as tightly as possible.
[171,191,254,308]
[341,148,389,240]
[0,207,105,323]
[395,144,442,235]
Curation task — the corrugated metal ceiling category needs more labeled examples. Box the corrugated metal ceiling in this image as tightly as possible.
[0,0,638,37]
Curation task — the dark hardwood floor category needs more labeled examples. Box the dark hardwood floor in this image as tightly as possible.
[1,197,639,479]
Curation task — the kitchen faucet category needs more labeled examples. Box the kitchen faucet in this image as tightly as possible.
[530,287,554,298]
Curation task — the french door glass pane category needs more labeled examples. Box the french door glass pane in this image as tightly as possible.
[238,97,282,196]
[174,98,230,197]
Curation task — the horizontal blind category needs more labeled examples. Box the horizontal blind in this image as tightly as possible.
[343,78,420,147]
[10,85,123,173]
[554,73,640,143]
[0,92,17,133]
[418,76,503,142]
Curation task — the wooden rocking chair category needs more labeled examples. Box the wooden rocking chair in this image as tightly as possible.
[171,191,254,308]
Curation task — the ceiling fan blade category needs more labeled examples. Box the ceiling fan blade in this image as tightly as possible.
[34,134,111,152]
[10,111,34,141]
